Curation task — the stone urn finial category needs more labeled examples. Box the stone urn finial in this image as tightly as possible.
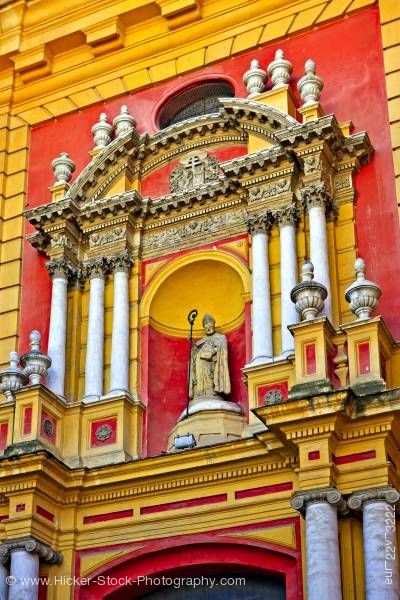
[51,152,75,184]
[297,59,324,106]
[290,261,328,321]
[20,330,52,385]
[113,105,136,137]
[267,49,293,88]
[243,59,267,97]
[345,258,381,320]
[91,112,113,148]
[0,352,28,401]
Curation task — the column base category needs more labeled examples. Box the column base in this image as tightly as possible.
[245,355,273,368]
[102,388,131,400]
[81,394,101,404]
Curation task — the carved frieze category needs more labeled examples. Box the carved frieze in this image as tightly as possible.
[169,151,220,193]
[144,210,245,251]
[248,179,291,203]
[89,227,126,248]
[334,172,352,191]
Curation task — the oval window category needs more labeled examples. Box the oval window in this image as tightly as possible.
[158,80,235,129]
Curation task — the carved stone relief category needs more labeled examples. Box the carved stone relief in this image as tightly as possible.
[144,210,244,251]
[169,151,220,193]
[89,227,125,248]
[248,179,291,203]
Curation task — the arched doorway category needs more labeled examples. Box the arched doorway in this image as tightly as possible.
[79,541,299,600]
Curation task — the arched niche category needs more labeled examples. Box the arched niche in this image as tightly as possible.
[140,251,251,455]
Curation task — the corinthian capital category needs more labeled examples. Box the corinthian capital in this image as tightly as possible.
[300,182,332,211]
[82,257,108,280]
[244,210,275,235]
[108,250,134,274]
[276,204,299,227]
[45,257,77,281]
[291,487,348,515]
[0,537,63,564]
[347,487,400,511]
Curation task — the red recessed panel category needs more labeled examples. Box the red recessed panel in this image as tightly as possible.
[90,417,117,447]
[308,451,320,461]
[141,494,227,515]
[357,342,371,375]
[235,482,293,500]
[36,506,55,522]
[23,406,32,435]
[305,344,317,376]
[83,509,133,524]
[0,423,8,451]
[332,450,376,465]
[15,504,25,513]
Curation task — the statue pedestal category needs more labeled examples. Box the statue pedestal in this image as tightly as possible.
[167,409,246,451]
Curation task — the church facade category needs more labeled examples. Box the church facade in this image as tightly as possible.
[0,0,400,598]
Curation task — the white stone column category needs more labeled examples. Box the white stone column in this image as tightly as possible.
[107,252,133,396]
[301,183,333,320]
[82,258,107,402]
[8,550,39,600]
[291,488,344,600]
[277,205,298,357]
[45,258,74,396]
[0,539,62,600]
[0,560,8,600]
[348,487,400,600]
[246,212,274,365]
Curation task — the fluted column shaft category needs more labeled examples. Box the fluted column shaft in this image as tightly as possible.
[108,253,133,396]
[277,206,298,356]
[45,259,74,396]
[246,212,274,365]
[8,550,39,600]
[83,258,107,401]
[348,488,400,600]
[291,488,344,600]
[302,184,332,320]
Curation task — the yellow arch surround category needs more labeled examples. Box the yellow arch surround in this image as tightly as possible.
[140,250,251,336]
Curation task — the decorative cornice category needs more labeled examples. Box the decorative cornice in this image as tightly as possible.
[82,257,109,280]
[0,537,63,565]
[147,178,240,217]
[276,204,299,227]
[244,210,275,235]
[108,250,134,273]
[347,487,400,510]
[222,146,289,177]
[291,487,348,514]
[300,182,333,211]
[45,257,77,281]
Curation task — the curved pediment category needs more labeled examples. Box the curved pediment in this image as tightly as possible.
[66,98,299,205]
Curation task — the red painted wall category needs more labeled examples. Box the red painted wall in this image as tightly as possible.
[20,6,400,355]
[146,323,247,456]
